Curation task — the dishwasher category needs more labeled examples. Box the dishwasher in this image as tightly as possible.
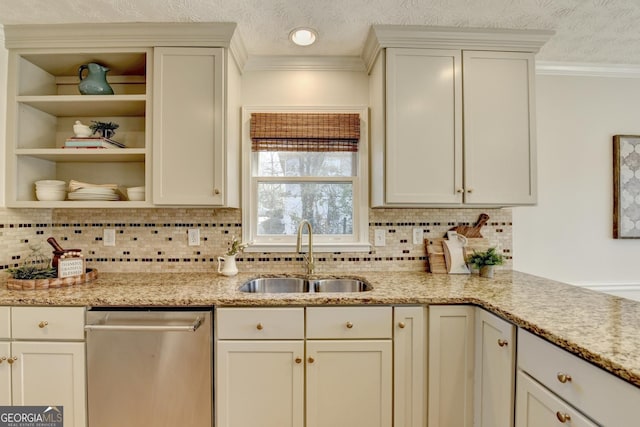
[85,308,213,427]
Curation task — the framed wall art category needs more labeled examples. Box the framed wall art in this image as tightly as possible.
[613,135,640,238]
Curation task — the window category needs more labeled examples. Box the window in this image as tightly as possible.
[242,108,369,252]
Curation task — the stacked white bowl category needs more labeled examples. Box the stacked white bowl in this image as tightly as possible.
[127,186,145,201]
[35,180,67,201]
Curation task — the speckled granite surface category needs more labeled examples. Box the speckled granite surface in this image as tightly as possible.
[1,270,639,388]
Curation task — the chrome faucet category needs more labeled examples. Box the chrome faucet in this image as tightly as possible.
[296,220,315,275]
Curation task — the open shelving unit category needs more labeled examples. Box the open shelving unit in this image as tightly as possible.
[5,48,152,207]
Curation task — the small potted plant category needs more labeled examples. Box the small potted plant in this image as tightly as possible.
[89,120,119,139]
[466,247,504,278]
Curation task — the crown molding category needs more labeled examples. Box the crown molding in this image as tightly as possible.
[536,61,640,78]
[228,27,248,72]
[244,55,365,72]
[3,22,239,49]
[363,24,554,73]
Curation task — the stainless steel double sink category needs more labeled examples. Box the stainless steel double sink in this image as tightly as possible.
[239,277,372,293]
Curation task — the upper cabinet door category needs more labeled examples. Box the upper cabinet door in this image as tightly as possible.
[385,48,463,205]
[153,47,225,205]
[462,51,537,205]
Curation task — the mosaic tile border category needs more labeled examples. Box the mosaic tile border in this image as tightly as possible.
[0,208,513,274]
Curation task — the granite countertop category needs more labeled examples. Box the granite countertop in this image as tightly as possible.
[1,270,639,388]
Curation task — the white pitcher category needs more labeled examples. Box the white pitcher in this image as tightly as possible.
[217,254,238,276]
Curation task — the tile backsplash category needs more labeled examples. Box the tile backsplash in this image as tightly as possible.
[0,207,512,274]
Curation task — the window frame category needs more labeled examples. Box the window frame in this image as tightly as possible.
[242,106,370,253]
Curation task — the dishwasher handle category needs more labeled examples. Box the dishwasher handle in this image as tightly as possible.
[85,316,203,332]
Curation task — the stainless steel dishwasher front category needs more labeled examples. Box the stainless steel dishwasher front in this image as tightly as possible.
[85,309,213,427]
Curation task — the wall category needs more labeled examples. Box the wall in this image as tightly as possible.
[0,68,513,275]
[513,74,640,292]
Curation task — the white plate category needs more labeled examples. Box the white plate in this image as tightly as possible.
[68,193,119,201]
[73,187,117,195]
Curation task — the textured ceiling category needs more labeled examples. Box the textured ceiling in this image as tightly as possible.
[1,0,640,64]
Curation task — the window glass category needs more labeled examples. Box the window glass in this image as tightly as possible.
[257,181,353,236]
[255,152,355,177]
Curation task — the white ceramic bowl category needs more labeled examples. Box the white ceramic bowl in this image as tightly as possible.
[36,190,66,201]
[127,187,145,201]
[35,180,66,188]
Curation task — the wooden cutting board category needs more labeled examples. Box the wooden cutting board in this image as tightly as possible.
[425,238,447,274]
[448,213,490,238]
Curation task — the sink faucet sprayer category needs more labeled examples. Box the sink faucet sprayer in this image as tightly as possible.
[296,220,315,275]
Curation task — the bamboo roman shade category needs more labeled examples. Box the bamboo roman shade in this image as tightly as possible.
[250,113,360,152]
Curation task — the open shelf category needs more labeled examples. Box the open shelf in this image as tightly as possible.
[15,148,146,162]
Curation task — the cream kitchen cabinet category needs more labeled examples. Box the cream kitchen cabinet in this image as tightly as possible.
[393,306,427,427]
[428,305,475,427]
[517,328,640,427]
[516,371,597,427]
[4,23,243,208]
[216,306,393,427]
[368,26,550,207]
[216,308,305,427]
[153,47,240,206]
[474,308,516,427]
[0,306,86,427]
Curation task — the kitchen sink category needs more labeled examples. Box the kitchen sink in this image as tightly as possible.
[239,277,309,293]
[239,277,372,293]
[310,278,371,293]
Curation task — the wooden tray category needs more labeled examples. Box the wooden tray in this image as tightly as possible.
[6,268,98,290]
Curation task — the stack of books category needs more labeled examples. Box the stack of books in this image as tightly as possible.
[63,137,125,149]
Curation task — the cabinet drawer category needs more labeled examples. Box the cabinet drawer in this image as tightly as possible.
[0,307,10,338]
[216,308,304,339]
[518,329,640,426]
[516,370,598,427]
[11,307,85,340]
[306,307,392,339]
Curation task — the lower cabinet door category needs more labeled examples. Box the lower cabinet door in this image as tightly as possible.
[306,340,392,427]
[11,341,86,427]
[515,371,598,427]
[394,306,427,427]
[474,308,516,427]
[0,342,11,405]
[428,305,475,427]
[216,340,305,427]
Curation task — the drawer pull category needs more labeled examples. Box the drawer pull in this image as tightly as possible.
[7,357,17,365]
[308,357,315,364]
[398,322,406,329]
[38,321,49,328]
[256,323,263,330]
[497,339,508,347]
[555,412,571,423]
[0,357,6,363]
[295,357,302,364]
[556,373,572,383]
[346,321,353,329]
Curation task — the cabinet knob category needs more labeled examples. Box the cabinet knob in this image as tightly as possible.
[555,412,571,423]
[556,373,572,383]
[213,188,221,195]
[497,339,508,347]
[7,357,17,365]
[456,188,464,193]
[308,357,315,364]
[398,322,406,329]
[256,323,263,330]
[38,320,49,328]
[467,188,473,193]
[0,357,6,363]
[345,321,353,329]
[295,357,302,364]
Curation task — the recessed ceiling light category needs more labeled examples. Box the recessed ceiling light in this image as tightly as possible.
[289,27,318,46]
